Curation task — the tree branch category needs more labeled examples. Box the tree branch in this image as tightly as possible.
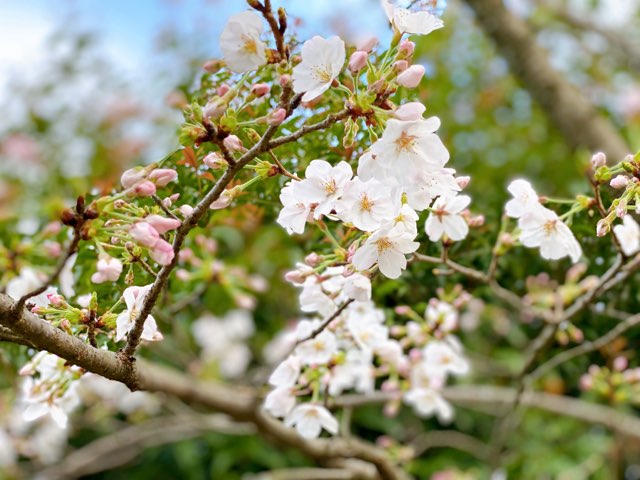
[462,0,629,160]
[0,293,405,480]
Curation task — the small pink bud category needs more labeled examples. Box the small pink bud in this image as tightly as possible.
[304,253,320,266]
[393,60,408,72]
[203,152,225,169]
[176,269,190,281]
[91,256,123,283]
[381,380,399,392]
[234,292,256,310]
[396,64,425,88]
[610,175,629,189]
[284,270,305,284]
[132,180,156,197]
[223,135,244,152]
[251,83,270,97]
[398,39,415,57]
[149,168,178,186]
[217,84,231,96]
[356,35,378,52]
[613,356,628,371]
[394,305,411,315]
[179,205,194,217]
[31,306,44,315]
[596,219,609,237]
[624,154,634,162]
[150,239,175,265]
[590,151,607,168]
[43,221,62,235]
[204,98,226,119]
[279,74,291,87]
[349,51,368,74]
[393,102,425,121]
[129,222,160,247]
[121,168,146,188]
[209,190,234,210]
[46,293,64,306]
[43,241,62,257]
[579,374,593,390]
[145,214,181,234]
[266,108,287,126]
[409,348,422,362]
[456,176,471,189]
[468,214,485,227]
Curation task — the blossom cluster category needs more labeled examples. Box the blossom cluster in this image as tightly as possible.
[263,262,469,439]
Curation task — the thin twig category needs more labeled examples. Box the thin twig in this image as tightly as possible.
[151,194,180,220]
[295,299,354,347]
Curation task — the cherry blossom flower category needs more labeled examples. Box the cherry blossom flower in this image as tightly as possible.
[403,168,461,211]
[505,179,541,218]
[352,225,419,279]
[518,207,582,263]
[6,268,57,307]
[425,300,458,333]
[347,315,389,351]
[337,177,396,231]
[404,387,453,421]
[294,160,352,219]
[91,255,123,284]
[220,11,267,72]
[295,330,338,365]
[293,35,346,102]
[328,349,374,395]
[277,183,312,234]
[144,214,181,234]
[284,403,339,439]
[381,0,444,36]
[264,387,297,418]
[613,214,640,256]
[370,118,449,184]
[116,285,163,342]
[422,340,469,379]
[269,355,301,388]
[392,203,419,235]
[394,102,426,121]
[344,273,372,301]
[425,194,471,242]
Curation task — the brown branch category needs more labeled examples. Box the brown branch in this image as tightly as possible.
[122,92,345,358]
[530,312,640,382]
[0,293,404,480]
[295,299,354,347]
[411,430,489,460]
[38,414,254,480]
[462,0,629,160]
[151,194,180,220]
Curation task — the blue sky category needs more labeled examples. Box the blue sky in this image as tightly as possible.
[0,0,390,86]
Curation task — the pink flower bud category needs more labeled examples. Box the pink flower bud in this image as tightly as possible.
[596,219,609,237]
[234,292,256,310]
[204,98,226,119]
[610,175,629,189]
[203,152,225,169]
[356,35,378,52]
[46,293,64,306]
[349,51,368,74]
[251,83,270,97]
[43,241,62,257]
[393,60,408,72]
[217,84,231,96]
[284,270,305,284]
[396,64,425,88]
[148,168,178,186]
[179,205,194,217]
[176,269,190,281]
[120,168,146,188]
[579,374,593,390]
[393,102,425,121]
[590,151,607,168]
[223,135,244,152]
[91,256,123,284]
[456,176,471,189]
[209,190,234,210]
[279,74,291,87]
[150,239,175,266]
[132,180,156,197]
[394,305,411,315]
[409,348,422,362]
[145,214,181,234]
[129,222,160,247]
[613,356,628,371]
[304,252,320,266]
[398,39,415,57]
[266,108,287,126]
